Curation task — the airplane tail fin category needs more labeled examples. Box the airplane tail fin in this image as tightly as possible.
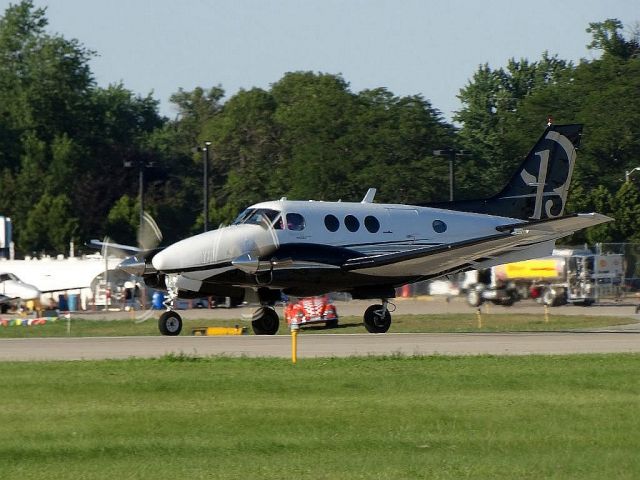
[424,124,583,220]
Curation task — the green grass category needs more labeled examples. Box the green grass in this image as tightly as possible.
[0,312,634,338]
[1,354,639,479]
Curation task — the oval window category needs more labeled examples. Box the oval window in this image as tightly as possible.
[286,213,306,231]
[364,216,380,233]
[324,214,339,232]
[344,215,360,232]
[432,219,447,233]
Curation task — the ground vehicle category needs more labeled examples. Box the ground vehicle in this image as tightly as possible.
[284,296,339,328]
[464,250,624,307]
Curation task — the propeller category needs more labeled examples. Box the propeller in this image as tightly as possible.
[231,213,285,274]
[117,213,164,276]
[137,211,163,251]
[95,212,164,322]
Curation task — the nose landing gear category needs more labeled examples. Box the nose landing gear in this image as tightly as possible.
[158,310,183,336]
[158,274,182,336]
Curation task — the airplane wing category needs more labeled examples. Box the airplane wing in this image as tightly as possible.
[342,213,612,278]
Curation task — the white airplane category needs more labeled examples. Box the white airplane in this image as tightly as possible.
[0,272,41,313]
[0,255,123,310]
[120,124,611,336]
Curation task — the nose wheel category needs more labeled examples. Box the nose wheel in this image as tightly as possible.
[158,274,182,336]
[363,301,393,333]
[158,310,183,336]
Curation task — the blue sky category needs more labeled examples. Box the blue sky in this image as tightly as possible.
[7,0,639,121]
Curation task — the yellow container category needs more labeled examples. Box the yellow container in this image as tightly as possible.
[192,326,247,336]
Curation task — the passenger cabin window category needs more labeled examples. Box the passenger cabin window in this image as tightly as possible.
[232,208,282,229]
[364,216,380,233]
[432,220,447,233]
[324,214,339,232]
[344,215,360,232]
[286,213,306,231]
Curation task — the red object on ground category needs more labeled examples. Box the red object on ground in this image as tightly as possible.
[529,286,542,299]
[284,295,339,327]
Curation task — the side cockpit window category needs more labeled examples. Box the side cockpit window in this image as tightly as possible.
[286,213,305,231]
[233,208,282,229]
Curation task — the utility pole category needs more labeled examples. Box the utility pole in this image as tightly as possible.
[124,157,154,232]
[625,167,640,183]
[139,162,144,231]
[433,149,470,201]
[193,142,213,232]
[203,141,211,232]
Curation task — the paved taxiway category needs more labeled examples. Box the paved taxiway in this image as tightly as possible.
[2,297,639,361]
[1,331,639,361]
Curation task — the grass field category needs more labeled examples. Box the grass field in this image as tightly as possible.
[1,354,639,479]
[0,312,634,338]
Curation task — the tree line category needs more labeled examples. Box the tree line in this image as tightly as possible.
[0,2,638,255]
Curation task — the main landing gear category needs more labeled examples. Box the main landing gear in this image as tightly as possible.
[251,306,280,335]
[363,300,394,333]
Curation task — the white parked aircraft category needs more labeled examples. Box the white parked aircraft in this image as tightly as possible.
[120,124,611,336]
[0,255,123,310]
[0,272,41,313]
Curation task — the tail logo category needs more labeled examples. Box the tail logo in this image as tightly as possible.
[519,130,576,220]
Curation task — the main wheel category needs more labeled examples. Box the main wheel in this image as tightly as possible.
[251,307,280,335]
[363,304,391,333]
[158,310,182,336]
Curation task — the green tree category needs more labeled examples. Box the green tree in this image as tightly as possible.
[20,193,78,254]
[613,181,640,243]
[455,54,572,196]
[105,194,139,246]
[587,19,640,60]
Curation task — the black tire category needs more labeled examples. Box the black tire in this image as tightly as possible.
[158,311,182,336]
[325,319,339,329]
[363,304,391,333]
[251,307,280,335]
[500,291,518,307]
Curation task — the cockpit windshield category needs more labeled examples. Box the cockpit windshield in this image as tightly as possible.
[232,208,283,229]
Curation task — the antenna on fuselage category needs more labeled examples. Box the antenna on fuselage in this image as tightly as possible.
[361,188,377,203]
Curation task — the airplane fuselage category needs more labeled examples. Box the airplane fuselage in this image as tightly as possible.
[152,199,532,298]
[129,124,612,336]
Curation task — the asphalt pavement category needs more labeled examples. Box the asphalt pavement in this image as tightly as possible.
[3,296,639,361]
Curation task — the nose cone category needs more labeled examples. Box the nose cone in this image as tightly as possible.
[15,282,41,301]
[151,246,177,272]
[152,229,226,273]
[152,225,280,273]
